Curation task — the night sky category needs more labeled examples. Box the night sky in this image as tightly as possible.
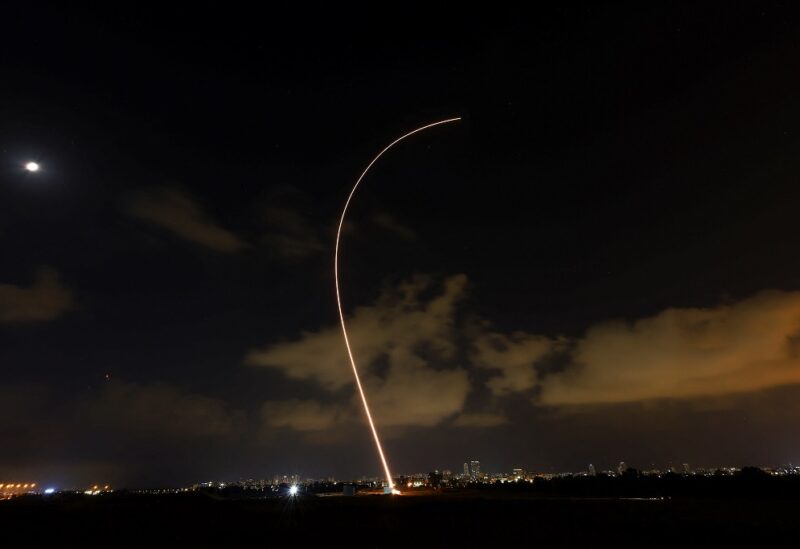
[3,3,800,488]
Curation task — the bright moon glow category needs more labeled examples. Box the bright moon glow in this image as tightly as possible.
[25,162,40,172]
[335,117,461,493]
[289,485,298,496]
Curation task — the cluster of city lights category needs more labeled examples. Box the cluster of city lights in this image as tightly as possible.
[0,483,39,499]
[0,483,37,490]
[84,485,112,496]
[1,482,116,499]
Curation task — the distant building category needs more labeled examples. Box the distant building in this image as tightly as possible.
[512,468,525,480]
[617,462,627,476]
[588,464,596,476]
[470,460,481,480]
[463,463,470,477]
[428,471,443,487]
[683,463,691,474]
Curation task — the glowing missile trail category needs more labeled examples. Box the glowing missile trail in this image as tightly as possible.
[335,117,461,493]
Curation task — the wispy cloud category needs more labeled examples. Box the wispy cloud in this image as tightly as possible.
[372,212,416,240]
[0,268,73,324]
[261,399,350,432]
[81,381,246,437]
[128,187,246,253]
[261,204,326,259]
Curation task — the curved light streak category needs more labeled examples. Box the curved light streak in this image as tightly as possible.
[335,117,461,493]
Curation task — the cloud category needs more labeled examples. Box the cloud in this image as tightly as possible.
[367,354,469,428]
[452,412,508,428]
[0,268,73,324]
[129,187,246,253]
[261,204,326,259]
[372,212,416,240]
[248,274,471,428]
[261,399,349,432]
[250,271,800,428]
[472,331,556,395]
[81,381,245,437]
[541,290,800,405]
[476,290,800,405]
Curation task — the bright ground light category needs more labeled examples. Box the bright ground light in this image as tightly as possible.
[25,161,40,172]
[289,485,298,496]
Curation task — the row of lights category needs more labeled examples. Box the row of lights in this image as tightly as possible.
[0,483,37,489]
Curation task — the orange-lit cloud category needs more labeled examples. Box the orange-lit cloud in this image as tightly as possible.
[540,290,800,404]
[248,274,471,428]
[251,272,800,426]
[472,331,558,395]
[477,290,800,405]
[0,268,73,324]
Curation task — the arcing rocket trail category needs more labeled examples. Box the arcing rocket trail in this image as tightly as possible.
[334,117,461,493]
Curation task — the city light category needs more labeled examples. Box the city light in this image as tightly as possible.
[24,161,40,172]
[44,488,55,495]
[289,485,298,496]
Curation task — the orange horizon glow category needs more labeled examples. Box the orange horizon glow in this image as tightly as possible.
[335,117,461,492]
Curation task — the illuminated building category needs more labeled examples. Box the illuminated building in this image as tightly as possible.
[470,460,480,480]
[588,464,596,476]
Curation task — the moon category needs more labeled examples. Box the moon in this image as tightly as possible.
[25,161,40,172]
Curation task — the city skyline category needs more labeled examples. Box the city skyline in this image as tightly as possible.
[8,458,800,493]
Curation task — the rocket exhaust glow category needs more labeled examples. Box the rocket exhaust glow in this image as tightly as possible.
[335,117,461,493]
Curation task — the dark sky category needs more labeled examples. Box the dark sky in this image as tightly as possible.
[3,3,800,488]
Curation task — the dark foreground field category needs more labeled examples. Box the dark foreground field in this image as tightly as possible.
[1,492,797,548]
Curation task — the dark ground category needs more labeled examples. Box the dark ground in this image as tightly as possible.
[1,491,797,548]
